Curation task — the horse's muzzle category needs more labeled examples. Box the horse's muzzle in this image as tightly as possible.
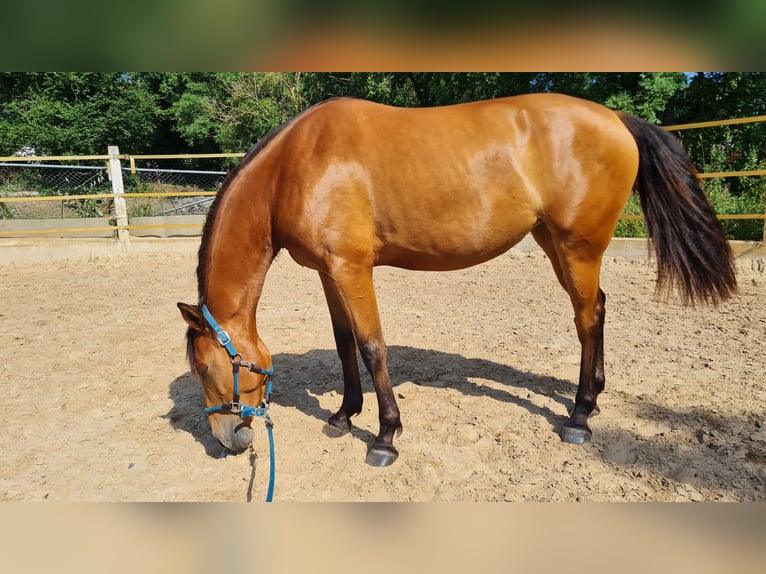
[212,418,256,453]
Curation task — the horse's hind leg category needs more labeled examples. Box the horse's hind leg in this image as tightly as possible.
[533,225,606,443]
[560,250,607,444]
[532,225,568,290]
[319,273,363,436]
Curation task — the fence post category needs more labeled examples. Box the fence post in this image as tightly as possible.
[108,145,130,245]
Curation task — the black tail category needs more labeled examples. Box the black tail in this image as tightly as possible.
[618,112,737,306]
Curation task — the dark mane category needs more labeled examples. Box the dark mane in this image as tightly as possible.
[187,98,342,367]
[194,123,285,304]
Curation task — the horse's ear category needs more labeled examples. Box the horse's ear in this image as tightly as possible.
[177,302,205,333]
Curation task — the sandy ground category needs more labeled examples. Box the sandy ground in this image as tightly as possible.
[1,240,765,502]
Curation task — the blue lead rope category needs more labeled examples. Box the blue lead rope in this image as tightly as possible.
[266,424,275,502]
[201,304,276,502]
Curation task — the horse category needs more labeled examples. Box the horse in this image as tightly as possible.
[178,93,736,467]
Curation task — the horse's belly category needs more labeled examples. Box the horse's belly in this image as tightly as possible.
[371,156,543,270]
[375,215,537,271]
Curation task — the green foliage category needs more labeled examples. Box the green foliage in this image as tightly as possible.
[603,73,687,124]
[210,72,307,153]
[158,72,307,164]
[0,72,158,156]
[703,179,765,242]
[73,197,106,218]
[687,123,766,241]
[613,194,646,238]
[0,202,12,219]
[128,203,155,218]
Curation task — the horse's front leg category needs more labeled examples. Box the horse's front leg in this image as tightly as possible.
[357,337,402,466]
[320,274,363,436]
[323,265,402,467]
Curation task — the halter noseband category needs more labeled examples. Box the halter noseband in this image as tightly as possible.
[200,304,275,501]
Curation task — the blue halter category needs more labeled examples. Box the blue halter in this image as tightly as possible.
[201,304,275,502]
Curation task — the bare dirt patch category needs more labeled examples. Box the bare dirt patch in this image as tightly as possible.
[1,243,764,501]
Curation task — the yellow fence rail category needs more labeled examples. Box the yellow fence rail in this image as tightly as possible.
[0,226,117,236]
[663,115,766,131]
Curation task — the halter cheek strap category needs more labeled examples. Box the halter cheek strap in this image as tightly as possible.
[200,304,275,502]
[201,304,239,357]
[200,304,274,417]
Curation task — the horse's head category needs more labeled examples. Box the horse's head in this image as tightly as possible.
[177,302,273,453]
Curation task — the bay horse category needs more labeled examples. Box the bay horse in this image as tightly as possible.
[178,93,736,467]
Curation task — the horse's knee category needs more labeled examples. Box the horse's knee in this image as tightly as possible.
[358,338,387,371]
[574,314,601,344]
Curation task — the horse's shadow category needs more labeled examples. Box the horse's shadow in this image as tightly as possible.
[165,347,766,501]
[163,373,226,457]
[165,345,576,457]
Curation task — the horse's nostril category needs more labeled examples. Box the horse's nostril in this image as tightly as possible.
[233,426,255,450]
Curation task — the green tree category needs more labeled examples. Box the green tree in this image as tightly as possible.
[133,72,220,155]
[0,72,158,156]
[159,72,306,159]
[301,72,416,105]
[599,73,687,124]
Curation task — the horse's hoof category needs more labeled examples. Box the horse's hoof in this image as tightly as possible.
[365,446,399,467]
[322,422,350,438]
[560,424,592,445]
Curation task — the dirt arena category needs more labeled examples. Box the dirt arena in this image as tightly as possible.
[1,237,765,502]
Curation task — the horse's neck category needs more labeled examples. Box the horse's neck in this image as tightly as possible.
[203,170,275,324]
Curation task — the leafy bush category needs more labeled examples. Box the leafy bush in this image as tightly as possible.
[614,194,646,238]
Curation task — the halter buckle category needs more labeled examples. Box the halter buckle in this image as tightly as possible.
[215,329,232,348]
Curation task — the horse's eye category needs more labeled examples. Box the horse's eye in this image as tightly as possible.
[199,365,210,378]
